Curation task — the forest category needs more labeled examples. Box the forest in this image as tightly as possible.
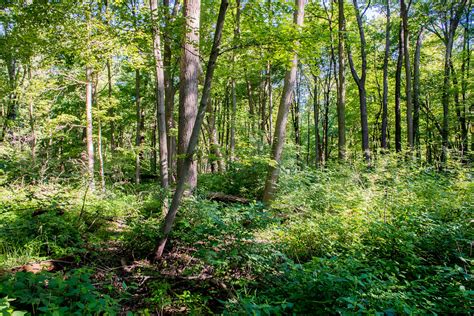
[0,0,472,314]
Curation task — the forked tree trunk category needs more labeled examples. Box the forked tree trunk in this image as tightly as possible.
[262,0,305,204]
[155,0,229,259]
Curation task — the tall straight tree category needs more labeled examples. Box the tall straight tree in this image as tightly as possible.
[413,28,423,151]
[395,23,403,153]
[337,0,346,160]
[262,0,305,204]
[347,0,370,162]
[381,0,390,150]
[178,0,200,191]
[150,0,169,189]
[401,0,413,150]
[85,66,95,191]
[156,0,229,259]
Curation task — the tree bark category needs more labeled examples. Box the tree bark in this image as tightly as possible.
[381,0,390,151]
[337,0,346,160]
[155,0,228,259]
[413,28,423,153]
[177,0,200,192]
[150,0,169,189]
[163,0,179,183]
[85,67,95,191]
[401,0,413,150]
[262,0,305,204]
[135,69,143,184]
[395,23,403,153]
[313,74,322,166]
[347,0,370,162]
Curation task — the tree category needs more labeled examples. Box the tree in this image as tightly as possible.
[381,0,391,151]
[155,0,229,259]
[337,0,347,160]
[347,0,370,162]
[178,0,200,192]
[150,0,169,189]
[262,0,305,204]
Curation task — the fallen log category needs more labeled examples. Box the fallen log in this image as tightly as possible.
[207,192,250,204]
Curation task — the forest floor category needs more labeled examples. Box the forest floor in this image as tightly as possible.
[0,158,473,315]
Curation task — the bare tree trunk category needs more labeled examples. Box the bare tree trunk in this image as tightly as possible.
[206,99,224,172]
[348,0,370,162]
[413,28,423,154]
[381,0,390,151]
[150,0,169,189]
[155,0,228,259]
[401,0,413,150]
[461,11,470,157]
[266,62,273,144]
[164,0,179,183]
[135,69,143,184]
[313,74,322,166]
[106,60,115,153]
[337,0,346,160]
[262,0,305,204]
[177,0,200,192]
[395,24,403,153]
[86,67,95,191]
[27,68,36,163]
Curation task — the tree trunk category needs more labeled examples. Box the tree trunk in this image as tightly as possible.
[337,0,346,160]
[85,67,95,191]
[262,0,305,204]
[135,69,143,185]
[164,0,179,183]
[401,0,413,150]
[348,0,370,162]
[395,24,403,153]
[413,28,423,154]
[313,75,322,166]
[206,99,224,172]
[155,0,228,259]
[177,0,200,192]
[381,0,390,151]
[150,0,169,189]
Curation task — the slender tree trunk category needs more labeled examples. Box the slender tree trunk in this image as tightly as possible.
[150,0,169,189]
[177,0,200,192]
[86,67,95,191]
[381,0,390,151]
[27,68,36,163]
[206,99,224,172]
[313,74,321,166]
[266,62,273,144]
[337,0,346,160]
[348,0,370,162]
[155,0,228,259]
[413,28,423,154]
[164,0,178,183]
[395,24,403,153]
[135,69,143,184]
[106,60,115,153]
[401,0,413,150]
[461,12,470,157]
[262,0,305,204]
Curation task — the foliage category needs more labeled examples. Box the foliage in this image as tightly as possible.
[0,269,119,315]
